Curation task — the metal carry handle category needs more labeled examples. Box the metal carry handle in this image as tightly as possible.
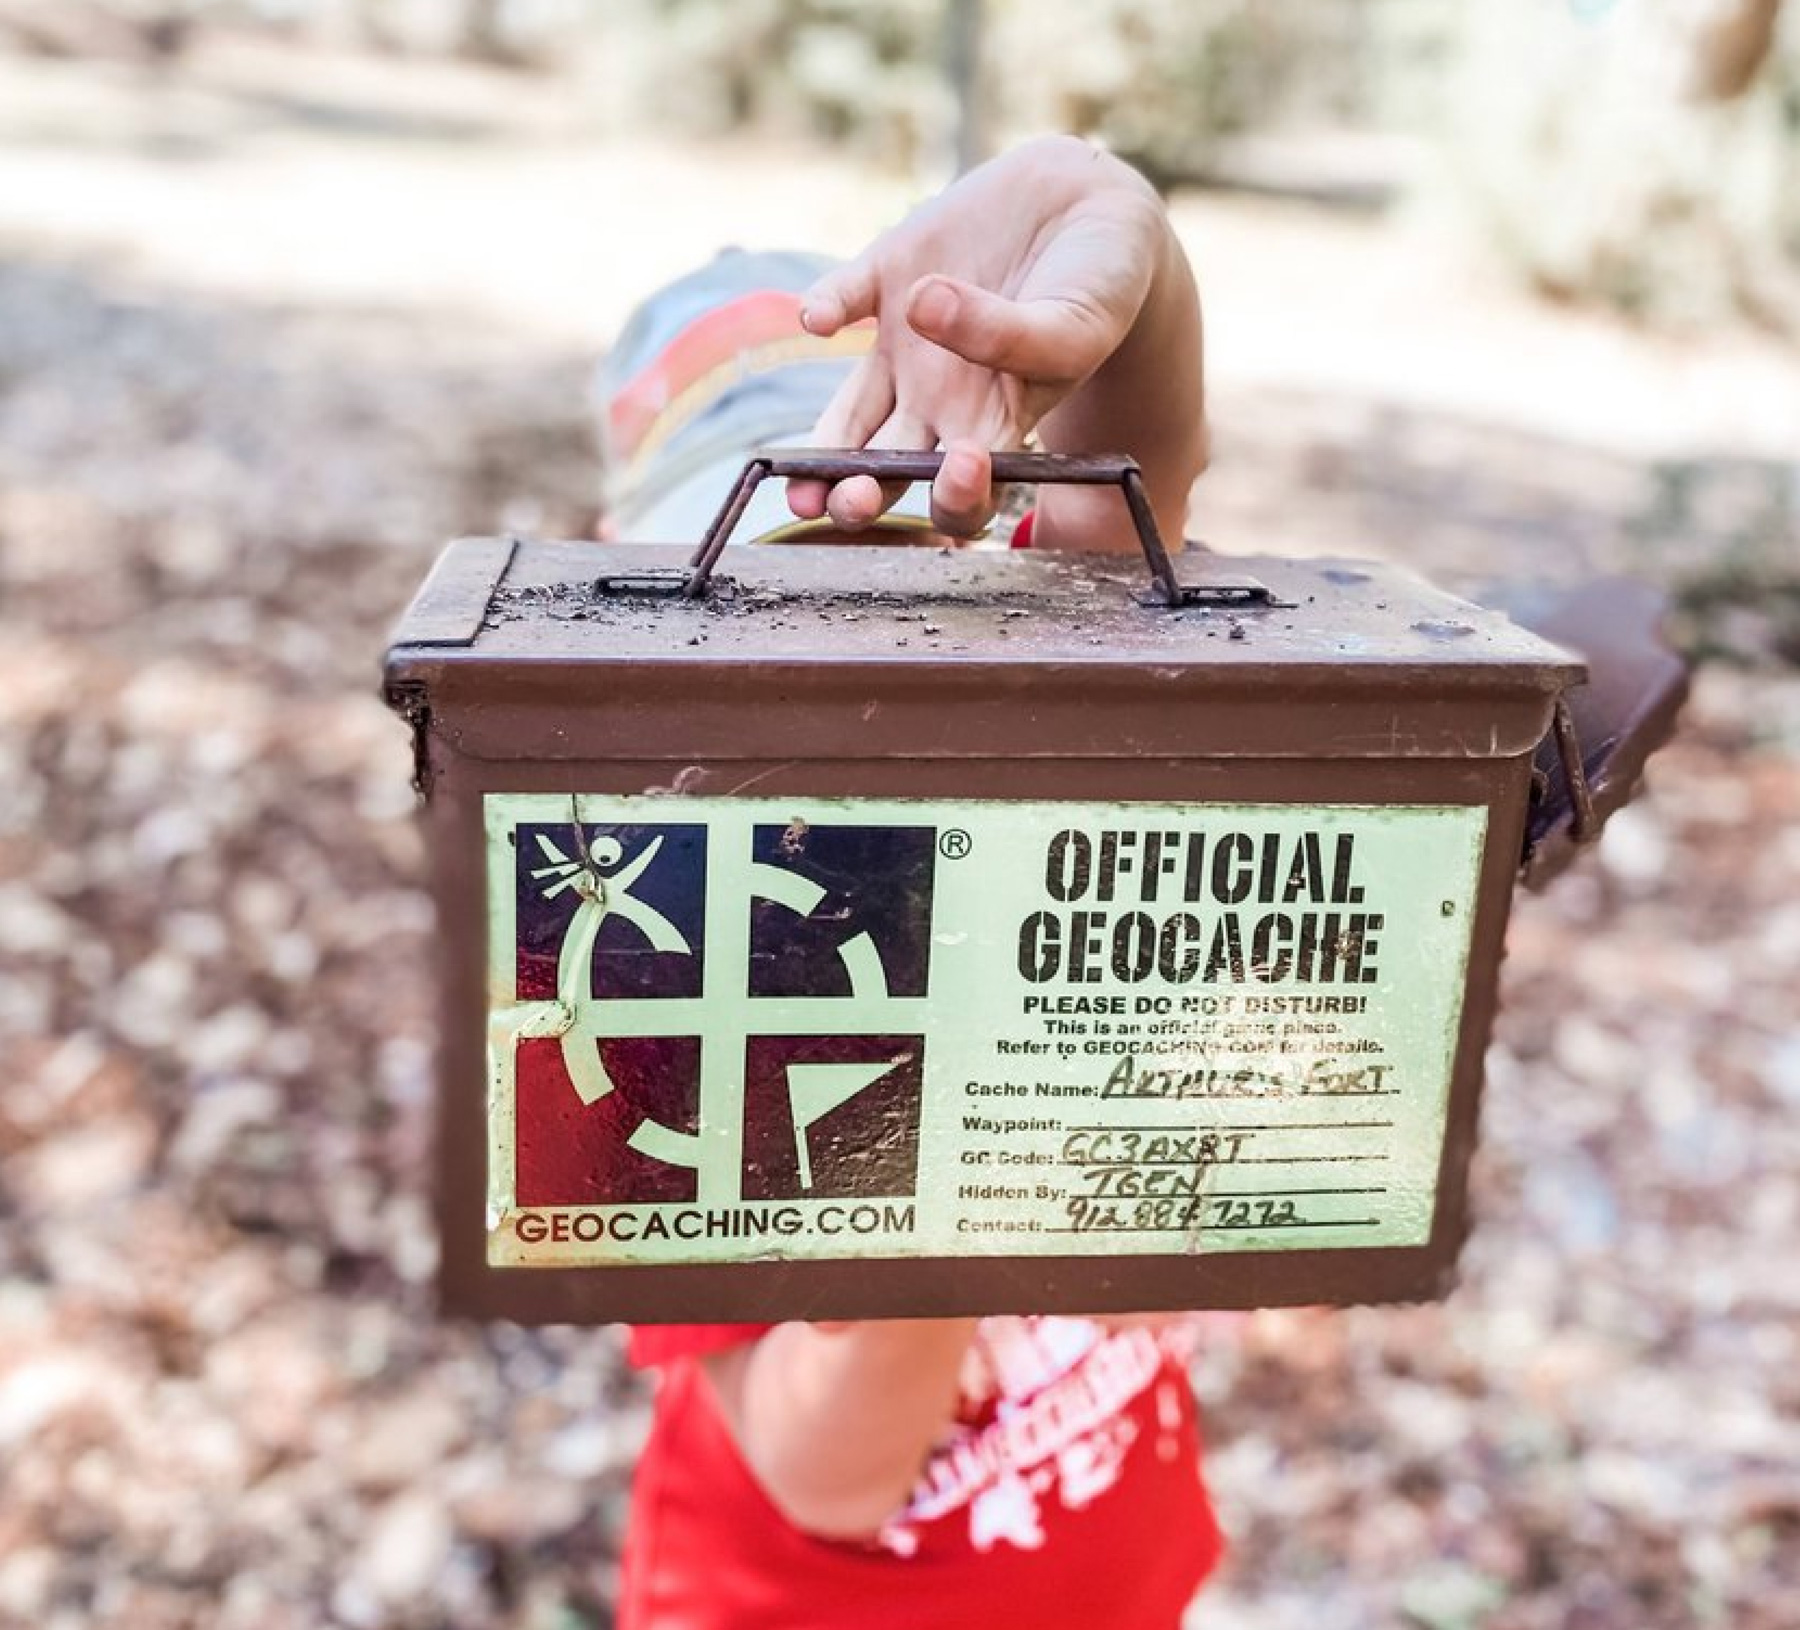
[685,448,1194,604]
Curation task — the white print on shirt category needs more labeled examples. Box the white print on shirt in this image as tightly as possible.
[969,1472,1046,1552]
[1056,1412,1138,1510]
[879,1317,1192,1558]
[1155,1376,1186,1463]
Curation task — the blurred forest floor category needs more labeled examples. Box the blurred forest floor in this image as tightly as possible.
[1,33,1797,1630]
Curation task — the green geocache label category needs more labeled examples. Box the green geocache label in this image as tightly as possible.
[483,794,1486,1268]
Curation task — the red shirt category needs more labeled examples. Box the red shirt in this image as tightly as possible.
[619,1319,1222,1629]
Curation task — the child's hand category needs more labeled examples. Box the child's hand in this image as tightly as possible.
[787,135,1206,551]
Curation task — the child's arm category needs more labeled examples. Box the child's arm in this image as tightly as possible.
[787,134,1206,552]
[687,141,1207,1548]
[701,1319,978,1540]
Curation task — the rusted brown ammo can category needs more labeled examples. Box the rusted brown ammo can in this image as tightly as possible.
[384,451,1609,1325]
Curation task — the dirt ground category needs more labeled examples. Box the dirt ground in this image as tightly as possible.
[1,34,1797,1630]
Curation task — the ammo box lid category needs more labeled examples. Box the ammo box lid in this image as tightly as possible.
[384,538,1585,764]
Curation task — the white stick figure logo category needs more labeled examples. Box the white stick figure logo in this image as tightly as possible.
[531,827,691,953]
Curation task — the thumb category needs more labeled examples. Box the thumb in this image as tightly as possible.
[905,274,1112,384]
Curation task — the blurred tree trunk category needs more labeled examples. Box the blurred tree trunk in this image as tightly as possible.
[460,0,508,62]
[946,0,988,175]
[1687,0,1785,99]
[0,1,191,59]
[354,0,398,51]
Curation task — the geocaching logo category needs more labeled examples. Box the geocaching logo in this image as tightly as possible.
[511,813,934,1209]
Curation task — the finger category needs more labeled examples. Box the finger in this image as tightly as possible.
[827,409,931,531]
[801,256,880,337]
[785,479,831,521]
[813,349,895,446]
[929,440,994,538]
[787,352,894,520]
[906,274,1117,387]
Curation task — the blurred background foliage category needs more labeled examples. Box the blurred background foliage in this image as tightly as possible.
[2,6,1798,1628]
[3,3,1800,1626]
[6,0,1796,330]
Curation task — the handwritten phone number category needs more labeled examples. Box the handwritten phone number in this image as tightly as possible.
[1065,1195,1305,1233]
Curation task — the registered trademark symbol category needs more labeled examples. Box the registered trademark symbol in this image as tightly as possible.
[1440,899,1457,917]
[939,829,972,860]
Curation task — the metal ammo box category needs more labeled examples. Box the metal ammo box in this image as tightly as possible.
[384,451,1606,1325]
